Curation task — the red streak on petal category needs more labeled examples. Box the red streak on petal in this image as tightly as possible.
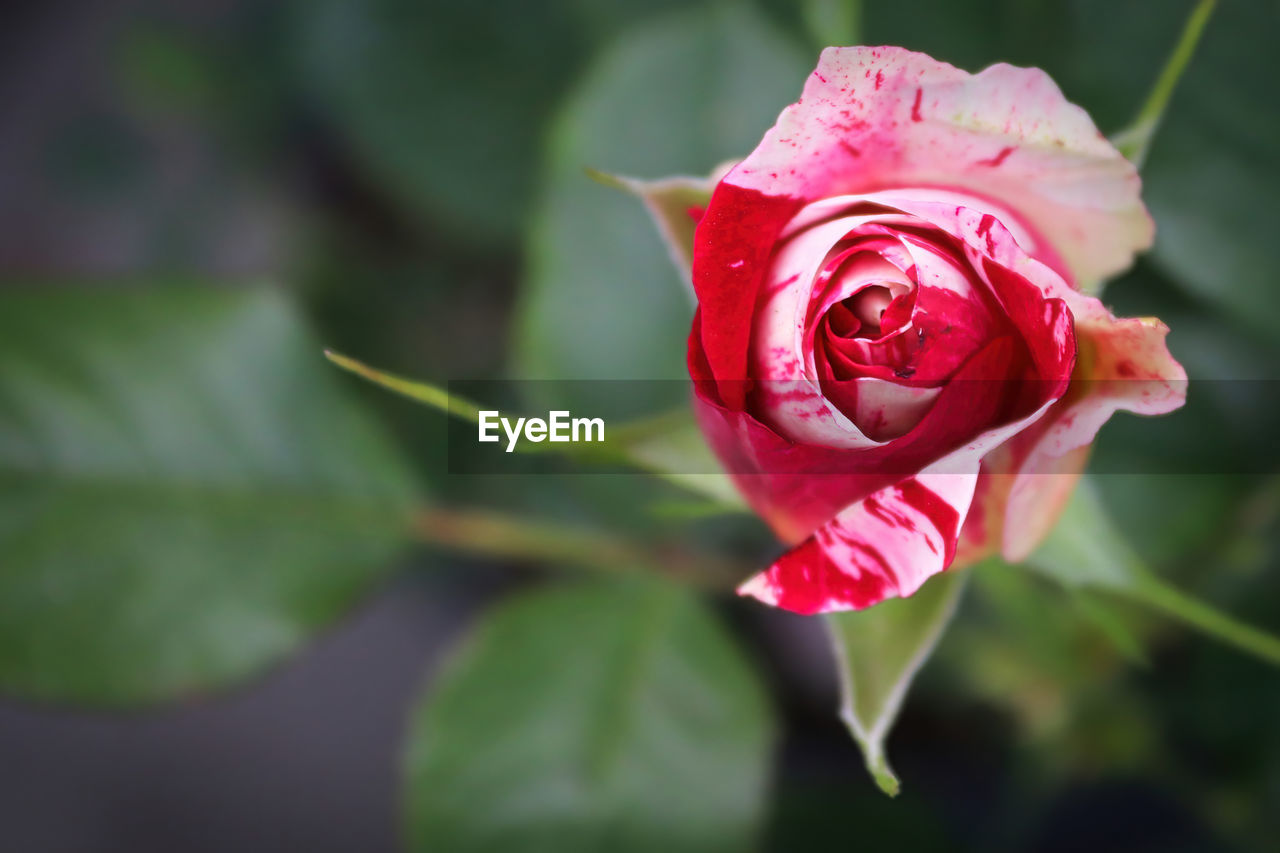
[863,496,919,533]
[976,146,1015,167]
[911,88,923,122]
[849,541,895,576]
[764,272,800,297]
[976,214,996,255]
[875,69,885,90]
[691,184,802,408]
[895,479,961,563]
[764,537,895,615]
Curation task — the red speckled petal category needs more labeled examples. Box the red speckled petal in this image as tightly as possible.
[998,314,1186,560]
[937,201,1184,559]
[954,310,1185,565]
[724,46,1151,289]
[735,307,1084,614]
[737,471,976,615]
[692,184,802,408]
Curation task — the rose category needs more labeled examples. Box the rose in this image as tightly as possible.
[667,47,1187,614]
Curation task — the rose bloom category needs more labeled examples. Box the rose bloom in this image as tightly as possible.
[681,47,1186,614]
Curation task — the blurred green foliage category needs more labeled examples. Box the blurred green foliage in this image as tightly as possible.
[0,287,416,704]
[516,3,808,412]
[405,576,772,851]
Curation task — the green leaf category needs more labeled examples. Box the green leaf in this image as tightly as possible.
[515,3,810,414]
[405,576,773,852]
[824,569,968,796]
[1025,479,1280,668]
[0,286,417,704]
[298,0,583,243]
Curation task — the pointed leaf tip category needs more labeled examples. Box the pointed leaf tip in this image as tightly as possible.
[583,166,629,191]
[586,166,729,294]
[322,349,478,422]
[825,570,967,795]
[870,762,901,798]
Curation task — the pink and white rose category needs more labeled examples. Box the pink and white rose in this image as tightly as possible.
[661,47,1186,614]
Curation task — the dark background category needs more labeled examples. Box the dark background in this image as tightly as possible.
[2,0,1279,850]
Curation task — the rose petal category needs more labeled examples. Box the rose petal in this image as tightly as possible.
[737,471,976,615]
[693,331,1065,542]
[829,378,941,443]
[692,185,802,408]
[735,326,1082,615]
[998,315,1186,561]
[751,215,914,450]
[838,194,1082,385]
[727,46,1151,288]
[953,310,1185,565]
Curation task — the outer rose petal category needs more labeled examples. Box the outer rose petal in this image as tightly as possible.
[956,314,1186,565]
[955,442,1091,569]
[735,46,1150,286]
[738,471,975,615]
[997,314,1185,561]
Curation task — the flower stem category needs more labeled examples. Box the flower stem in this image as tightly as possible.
[1112,0,1217,167]
[409,505,746,591]
[1133,572,1280,667]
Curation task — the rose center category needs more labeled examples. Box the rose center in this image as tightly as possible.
[844,285,894,337]
[825,283,908,343]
